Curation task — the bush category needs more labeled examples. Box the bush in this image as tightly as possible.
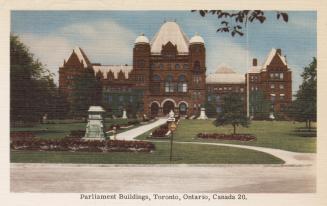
[10,138,155,153]
[197,133,256,141]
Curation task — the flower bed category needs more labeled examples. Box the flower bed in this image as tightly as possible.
[10,131,35,141]
[150,123,169,138]
[10,138,155,153]
[197,133,256,141]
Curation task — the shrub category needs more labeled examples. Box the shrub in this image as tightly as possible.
[197,133,256,141]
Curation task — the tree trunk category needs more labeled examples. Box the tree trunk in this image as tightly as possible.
[233,124,236,135]
[309,120,311,131]
[305,120,308,128]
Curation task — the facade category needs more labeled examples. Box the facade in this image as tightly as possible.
[247,48,292,119]
[59,21,292,119]
[206,65,246,117]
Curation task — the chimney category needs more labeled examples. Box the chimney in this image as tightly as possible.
[252,58,258,66]
[276,48,282,55]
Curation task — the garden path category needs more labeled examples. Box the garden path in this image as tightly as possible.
[113,118,167,141]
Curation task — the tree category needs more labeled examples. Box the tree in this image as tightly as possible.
[70,69,99,118]
[192,10,288,37]
[10,34,56,123]
[288,58,316,129]
[215,93,250,134]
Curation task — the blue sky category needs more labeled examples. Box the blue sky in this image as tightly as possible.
[11,11,316,93]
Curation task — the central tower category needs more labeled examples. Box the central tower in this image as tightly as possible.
[131,21,206,117]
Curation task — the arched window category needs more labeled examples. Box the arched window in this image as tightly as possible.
[178,75,187,92]
[193,60,200,70]
[183,64,189,69]
[175,64,180,69]
[165,75,174,92]
[159,63,164,69]
[152,75,161,81]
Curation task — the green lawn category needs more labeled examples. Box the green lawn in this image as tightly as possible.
[10,141,284,164]
[10,119,139,139]
[137,120,316,153]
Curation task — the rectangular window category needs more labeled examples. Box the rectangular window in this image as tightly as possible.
[280,73,284,79]
[270,94,276,102]
[270,84,275,89]
[279,84,284,89]
[270,73,274,79]
[240,88,244,93]
[280,94,285,101]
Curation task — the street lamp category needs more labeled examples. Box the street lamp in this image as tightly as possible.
[167,110,176,162]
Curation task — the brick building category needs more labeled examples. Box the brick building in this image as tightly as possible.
[59,21,292,119]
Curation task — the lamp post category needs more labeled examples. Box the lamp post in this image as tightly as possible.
[167,110,176,162]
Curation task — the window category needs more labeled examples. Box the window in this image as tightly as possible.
[270,94,276,102]
[108,95,112,102]
[280,94,285,101]
[279,84,284,89]
[177,75,187,92]
[208,96,212,101]
[165,75,174,92]
[240,88,244,93]
[150,63,155,69]
[159,64,164,69]
[193,75,201,84]
[130,96,133,102]
[119,96,124,102]
[183,64,189,69]
[270,84,275,89]
[274,73,279,78]
[270,73,274,79]
[280,73,284,79]
[153,75,161,81]
[175,64,180,69]
[251,86,254,91]
[255,86,258,91]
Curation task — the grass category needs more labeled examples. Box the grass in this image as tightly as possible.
[137,120,316,153]
[10,141,284,164]
[10,119,139,139]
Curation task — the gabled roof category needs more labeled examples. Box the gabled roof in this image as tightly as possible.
[262,48,287,70]
[150,21,190,54]
[73,47,91,68]
[206,64,245,84]
[93,65,133,79]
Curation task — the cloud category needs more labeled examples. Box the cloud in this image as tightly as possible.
[19,34,73,83]
[206,37,252,75]
[17,19,136,84]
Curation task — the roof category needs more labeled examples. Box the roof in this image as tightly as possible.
[73,47,91,68]
[206,64,245,84]
[93,65,133,79]
[248,66,261,74]
[88,106,105,112]
[135,34,149,44]
[150,21,190,54]
[262,48,287,70]
[189,34,205,45]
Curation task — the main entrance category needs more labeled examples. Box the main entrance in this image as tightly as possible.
[150,102,159,117]
[163,100,175,115]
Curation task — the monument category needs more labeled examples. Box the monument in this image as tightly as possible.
[197,108,208,120]
[83,106,106,140]
[122,109,127,119]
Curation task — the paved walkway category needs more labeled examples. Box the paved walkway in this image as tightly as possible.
[111,118,314,165]
[11,163,316,193]
[113,118,166,141]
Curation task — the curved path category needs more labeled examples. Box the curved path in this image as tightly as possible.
[113,119,315,165]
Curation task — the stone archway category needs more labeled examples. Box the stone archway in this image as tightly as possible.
[179,102,188,116]
[150,102,160,117]
[163,100,175,115]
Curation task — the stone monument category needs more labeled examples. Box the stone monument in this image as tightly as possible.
[83,106,106,140]
[122,109,127,119]
[197,108,208,120]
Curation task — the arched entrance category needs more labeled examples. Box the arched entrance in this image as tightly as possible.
[150,102,159,117]
[163,101,175,115]
[179,102,188,116]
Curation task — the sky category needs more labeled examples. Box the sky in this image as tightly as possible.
[11,11,316,94]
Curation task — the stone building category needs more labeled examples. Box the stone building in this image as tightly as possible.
[58,21,292,119]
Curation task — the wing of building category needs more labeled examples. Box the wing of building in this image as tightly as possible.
[59,21,292,119]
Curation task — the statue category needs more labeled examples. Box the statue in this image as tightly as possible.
[197,108,208,120]
[83,106,106,140]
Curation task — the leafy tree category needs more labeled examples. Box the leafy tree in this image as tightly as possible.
[70,69,99,117]
[215,93,250,134]
[288,58,316,129]
[10,34,56,123]
[192,10,288,37]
